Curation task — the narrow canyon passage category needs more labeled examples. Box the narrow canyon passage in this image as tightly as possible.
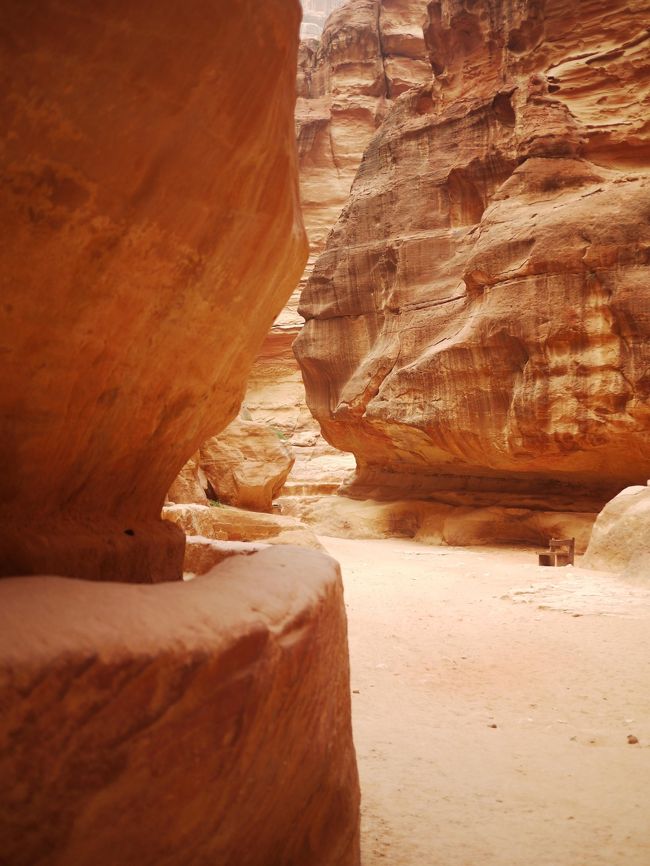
[321,538,650,866]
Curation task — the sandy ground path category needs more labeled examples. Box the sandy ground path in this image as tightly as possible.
[320,537,650,866]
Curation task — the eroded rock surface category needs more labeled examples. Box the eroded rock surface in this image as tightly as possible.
[584,485,650,578]
[199,417,294,512]
[166,453,209,506]
[0,547,360,866]
[244,0,431,495]
[295,0,650,513]
[297,0,430,288]
[0,0,306,582]
[279,494,595,551]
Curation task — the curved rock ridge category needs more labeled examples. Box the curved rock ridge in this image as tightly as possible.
[0,0,307,582]
[295,0,650,511]
[0,547,360,866]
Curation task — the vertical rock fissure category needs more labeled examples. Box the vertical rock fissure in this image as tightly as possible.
[376,0,391,99]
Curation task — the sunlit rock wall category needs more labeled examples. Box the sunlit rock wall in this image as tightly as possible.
[245,0,430,491]
[0,0,307,582]
[295,0,650,512]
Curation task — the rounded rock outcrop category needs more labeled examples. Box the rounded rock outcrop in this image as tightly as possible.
[294,0,650,513]
[0,0,307,583]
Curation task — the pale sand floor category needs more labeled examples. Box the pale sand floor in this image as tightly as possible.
[320,537,650,866]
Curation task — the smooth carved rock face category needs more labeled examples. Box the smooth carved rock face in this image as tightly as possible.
[584,485,650,578]
[0,547,360,866]
[295,0,650,511]
[0,0,307,581]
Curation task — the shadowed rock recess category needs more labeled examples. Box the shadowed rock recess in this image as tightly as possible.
[0,1,360,864]
[295,0,650,514]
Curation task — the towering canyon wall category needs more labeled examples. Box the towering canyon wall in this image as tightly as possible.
[245,0,430,488]
[0,0,304,582]
[295,0,650,513]
[0,1,360,863]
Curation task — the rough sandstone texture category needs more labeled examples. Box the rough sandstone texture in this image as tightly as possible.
[244,0,431,496]
[278,493,595,551]
[295,0,650,515]
[200,417,295,512]
[0,547,360,866]
[0,0,306,582]
[163,503,323,554]
[584,485,650,578]
[297,0,431,288]
[166,453,209,507]
[167,416,295,512]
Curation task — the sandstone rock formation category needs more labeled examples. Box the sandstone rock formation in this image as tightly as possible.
[295,0,650,515]
[166,453,209,507]
[200,417,294,512]
[279,493,595,551]
[163,503,323,554]
[244,0,431,495]
[167,415,295,512]
[584,485,650,578]
[0,2,360,864]
[0,546,360,866]
[0,0,306,583]
[301,0,346,39]
[297,0,430,288]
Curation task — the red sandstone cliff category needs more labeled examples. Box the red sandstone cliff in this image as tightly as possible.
[246,0,430,491]
[295,0,650,512]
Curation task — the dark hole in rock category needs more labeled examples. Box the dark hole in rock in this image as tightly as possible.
[492,92,516,127]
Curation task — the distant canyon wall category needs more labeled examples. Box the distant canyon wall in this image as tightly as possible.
[295,0,650,511]
[245,0,430,484]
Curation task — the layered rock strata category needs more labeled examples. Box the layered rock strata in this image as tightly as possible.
[163,503,323,556]
[297,0,431,288]
[244,0,431,493]
[0,0,306,582]
[295,0,650,513]
[278,494,596,551]
[0,547,360,866]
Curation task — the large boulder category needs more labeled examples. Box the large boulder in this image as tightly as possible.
[294,0,650,514]
[583,485,650,578]
[0,547,360,866]
[0,0,307,583]
[200,418,295,512]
